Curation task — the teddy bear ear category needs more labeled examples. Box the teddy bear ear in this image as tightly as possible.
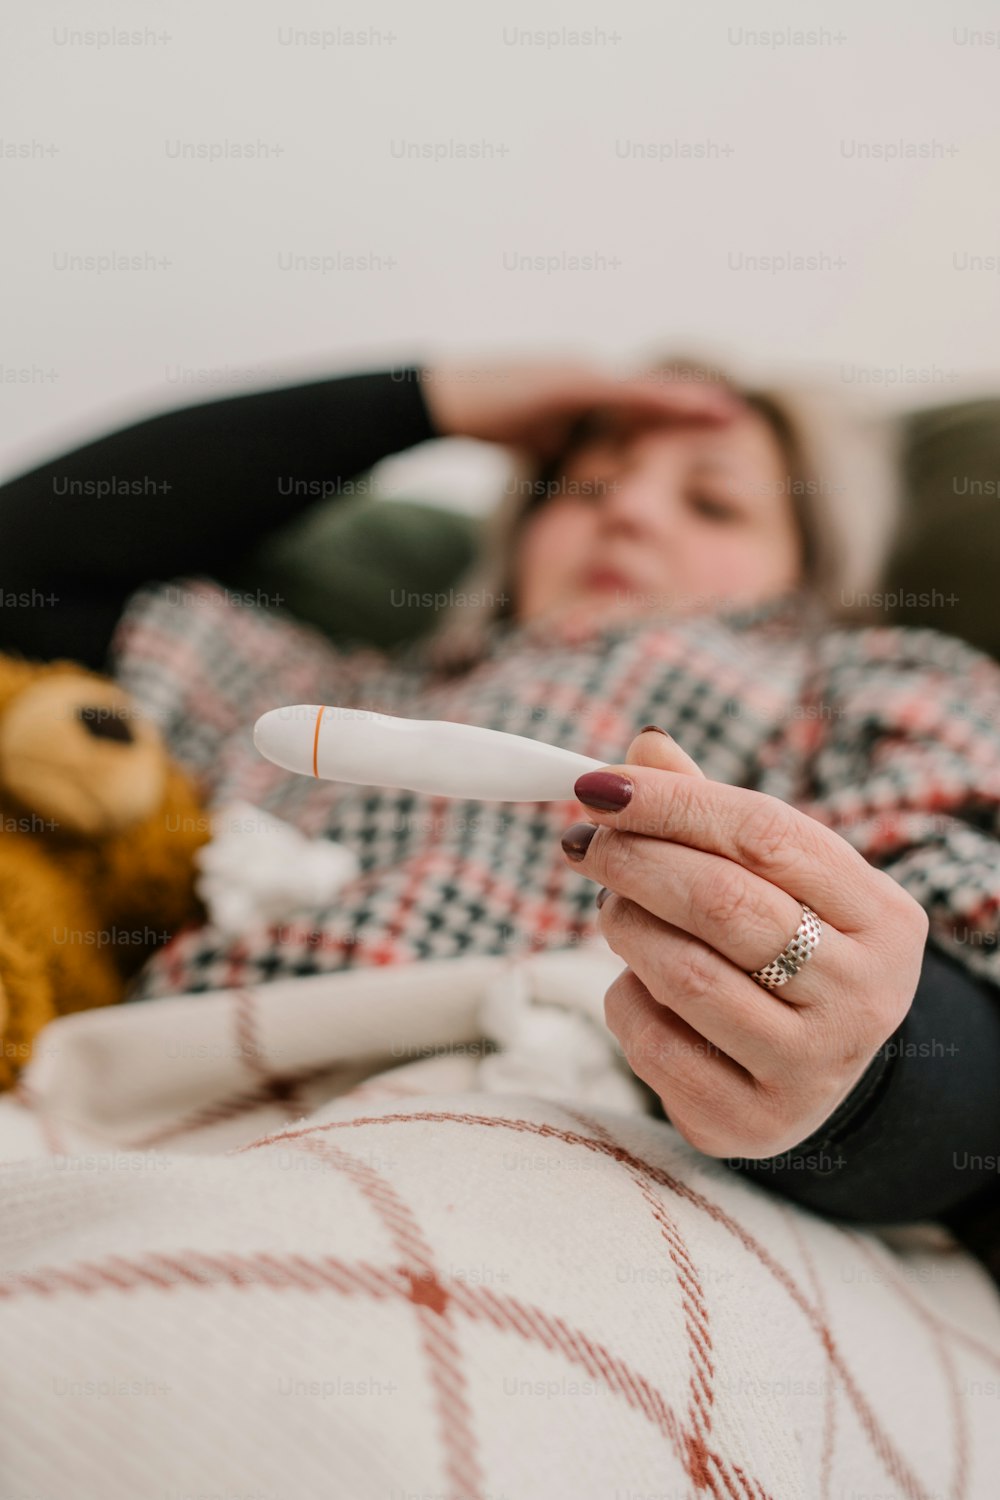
[0,656,110,712]
[0,655,56,709]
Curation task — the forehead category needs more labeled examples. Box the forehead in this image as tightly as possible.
[571,407,787,477]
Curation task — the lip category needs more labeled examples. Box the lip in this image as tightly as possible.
[581,567,637,594]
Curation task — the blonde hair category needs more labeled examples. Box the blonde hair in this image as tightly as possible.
[424,356,902,671]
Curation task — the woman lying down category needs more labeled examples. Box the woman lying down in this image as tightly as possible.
[3,356,1000,1279]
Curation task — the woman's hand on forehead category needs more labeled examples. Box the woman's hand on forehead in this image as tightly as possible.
[423,360,744,461]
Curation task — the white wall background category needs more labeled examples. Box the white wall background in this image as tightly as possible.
[4,0,1000,484]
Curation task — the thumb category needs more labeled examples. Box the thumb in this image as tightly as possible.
[624,724,705,778]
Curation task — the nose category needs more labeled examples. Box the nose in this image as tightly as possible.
[77,705,134,743]
[595,464,674,539]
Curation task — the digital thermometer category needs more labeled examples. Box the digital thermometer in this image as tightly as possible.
[253,705,606,802]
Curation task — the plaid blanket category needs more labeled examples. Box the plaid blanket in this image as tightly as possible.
[4,945,1000,1500]
[109,575,1000,1000]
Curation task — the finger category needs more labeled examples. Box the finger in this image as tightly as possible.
[604,968,762,1154]
[612,375,744,423]
[573,765,886,935]
[598,894,803,1081]
[574,730,840,987]
[589,725,703,912]
[568,822,848,995]
[624,724,706,780]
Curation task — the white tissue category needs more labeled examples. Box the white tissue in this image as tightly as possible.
[194,800,360,937]
[194,806,653,1116]
[477,943,651,1113]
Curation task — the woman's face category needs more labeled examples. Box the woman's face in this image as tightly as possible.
[513,407,803,637]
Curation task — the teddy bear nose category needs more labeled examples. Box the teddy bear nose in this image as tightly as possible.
[77,705,134,744]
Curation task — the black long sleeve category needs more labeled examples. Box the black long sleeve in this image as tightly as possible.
[0,367,436,668]
[715,939,1000,1267]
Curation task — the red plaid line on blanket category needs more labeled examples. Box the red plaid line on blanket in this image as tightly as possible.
[5,948,1000,1498]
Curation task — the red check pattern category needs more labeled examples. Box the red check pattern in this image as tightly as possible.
[109,576,1000,1001]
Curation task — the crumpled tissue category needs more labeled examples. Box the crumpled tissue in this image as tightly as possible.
[194,800,360,937]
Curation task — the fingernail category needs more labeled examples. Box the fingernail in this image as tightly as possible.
[639,723,671,739]
[560,822,598,861]
[574,771,634,812]
[596,885,611,909]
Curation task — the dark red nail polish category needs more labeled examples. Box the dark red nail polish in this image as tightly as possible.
[574,771,634,812]
[639,723,671,738]
[560,822,597,861]
[596,885,611,908]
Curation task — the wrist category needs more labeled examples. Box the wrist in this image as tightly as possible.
[419,367,460,439]
[787,1034,901,1159]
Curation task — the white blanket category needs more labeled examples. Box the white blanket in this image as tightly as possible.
[2,945,999,1500]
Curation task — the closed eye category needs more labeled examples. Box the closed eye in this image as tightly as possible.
[688,491,742,522]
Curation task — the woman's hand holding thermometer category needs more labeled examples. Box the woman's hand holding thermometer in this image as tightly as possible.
[253,707,929,1165]
[254,706,927,1166]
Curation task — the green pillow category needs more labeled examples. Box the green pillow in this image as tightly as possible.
[886,401,1000,661]
[223,493,480,650]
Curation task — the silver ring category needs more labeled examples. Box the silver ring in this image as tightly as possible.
[749,903,822,990]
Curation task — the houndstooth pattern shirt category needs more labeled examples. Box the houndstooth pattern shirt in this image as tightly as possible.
[110,575,1000,1000]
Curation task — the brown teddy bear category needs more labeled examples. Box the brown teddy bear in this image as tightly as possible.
[0,655,210,1089]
